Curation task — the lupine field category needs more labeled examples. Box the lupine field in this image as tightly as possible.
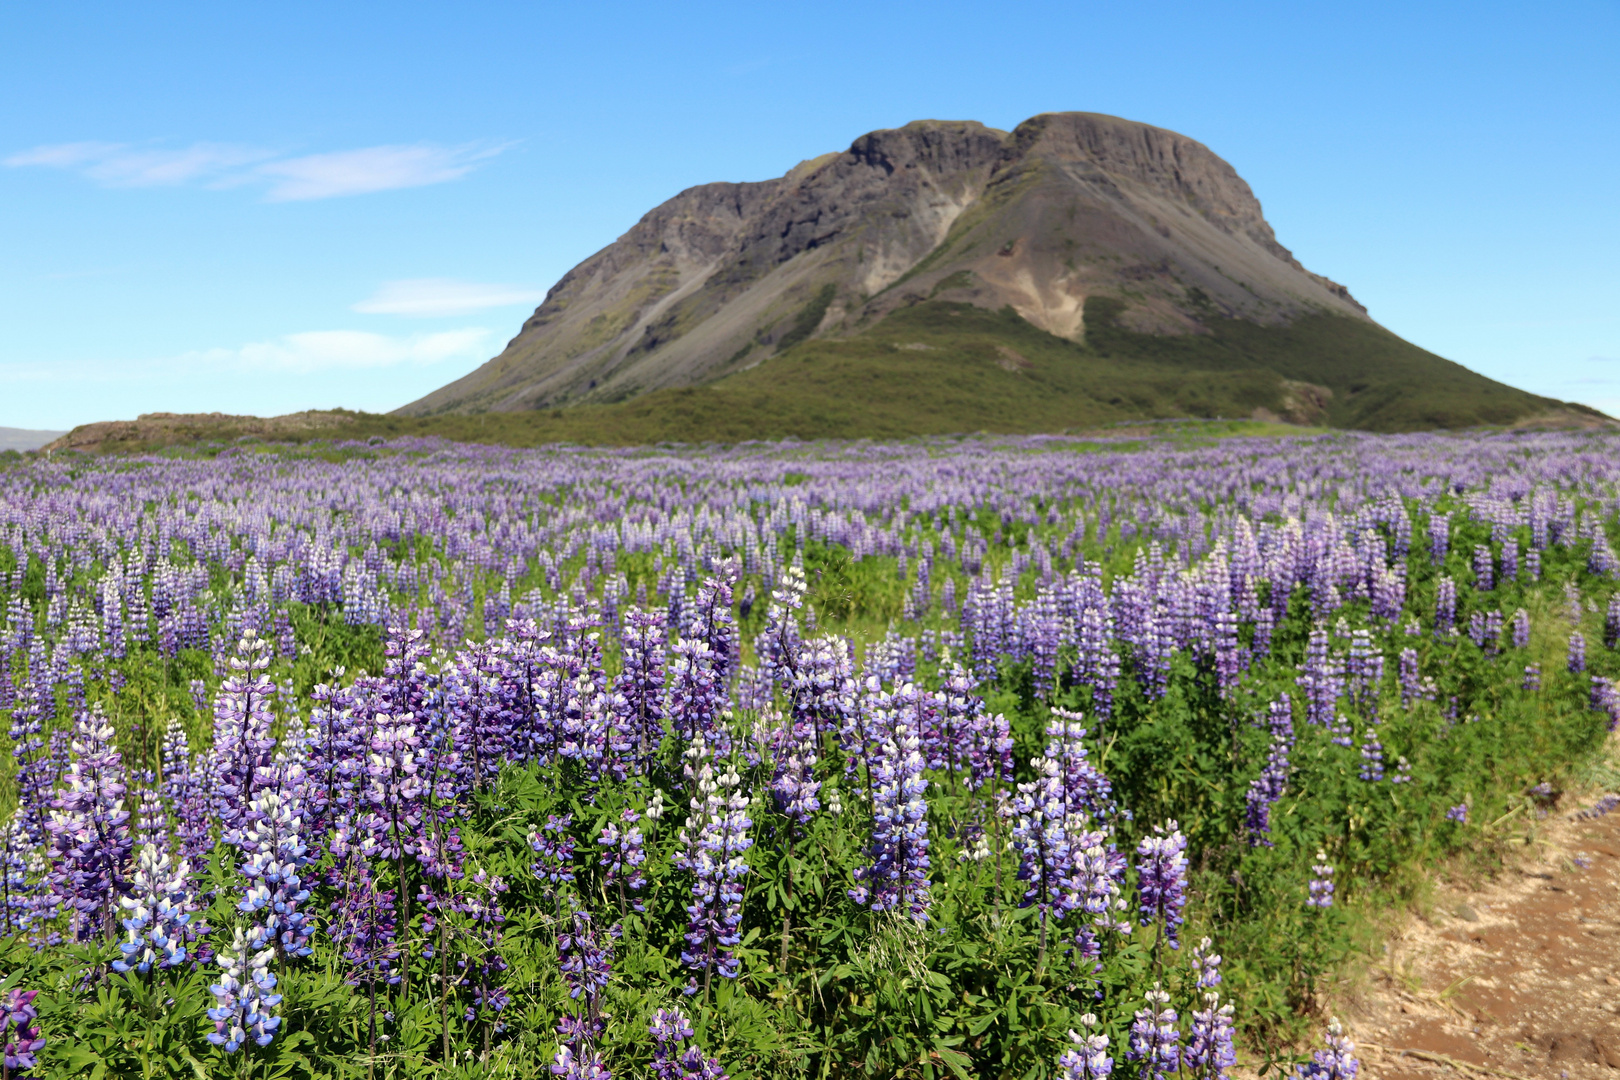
[1,428,1619,1080]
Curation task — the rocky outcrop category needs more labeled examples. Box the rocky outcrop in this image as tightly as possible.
[398,113,1373,417]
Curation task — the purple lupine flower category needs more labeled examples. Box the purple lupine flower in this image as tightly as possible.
[353,706,422,868]
[1191,935,1221,988]
[650,1007,731,1080]
[666,635,726,755]
[1070,836,1130,963]
[1511,608,1531,650]
[302,674,361,849]
[1345,630,1382,721]
[867,628,919,690]
[1135,823,1188,949]
[1328,711,1355,750]
[1296,626,1342,729]
[1074,598,1121,720]
[1590,532,1618,578]
[849,684,932,922]
[1045,710,1116,821]
[237,785,313,960]
[938,662,1009,789]
[1569,631,1587,674]
[330,856,401,988]
[1058,1015,1114,1080]
[1591,677,1620,731]
[1028,587,1063,700]
[1210,607,1241,699]
[1294,1018,1359,1080]
[528,814,577,902]
[1126,984,1181,1080]
[757,566,806,691]
[380,620,438,726]
[189,677,210,717]
[611,607,667,773]
[557,907,614,1024]
[673,742,753,993]
[206,925,282,1051]
[596,809,648,914]
[794,635,856,751]
[1358,727,1385,782]
[1605,592,1620,650]
[111,843,192,974]
[1390,755,1412,784]
[2,989,45,1074]
[1500,542,1519,583]
[550,1042,612,1080]
[1005,752,1119,961]
[1577,794,1620,821]
[1186,991,1236,1080]
[769,709,821,829]
[1397,648,1421,708]
[1434,576,1457,638]
[0,810,36,938]
[1523,664,1542,692]
[559,666,616,783]
[130,774,166,852]
[504,619,559,765]
[1245,720,1291,848]
[1185,940,1235,1080]
[210,632,278,839]
[684,567,739,683]
[1427,512,1450,566]
[445,640,514,792]
[1253,605,1276,659]
[7,689,52,849]
[1307,853,1334,908]
[1472,544,1494,591]
[1445,803,1468,823]
[457,870,510,1038]
[1137,601,1174,702]
[46,706,132,942]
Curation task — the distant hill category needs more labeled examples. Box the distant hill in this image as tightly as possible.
[0,426,67,452]
[395,111,1588,433]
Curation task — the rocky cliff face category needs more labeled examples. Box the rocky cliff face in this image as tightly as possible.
[398,112,1370,417]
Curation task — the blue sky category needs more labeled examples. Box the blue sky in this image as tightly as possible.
[2,1,1617,431]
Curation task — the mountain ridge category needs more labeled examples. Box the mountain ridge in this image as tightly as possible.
[399,112,1392,420]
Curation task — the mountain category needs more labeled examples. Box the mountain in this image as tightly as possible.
[395,111,1589,433]
[0,427,67,452]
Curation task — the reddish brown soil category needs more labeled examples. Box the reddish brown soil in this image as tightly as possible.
[1343,797,1620,1078]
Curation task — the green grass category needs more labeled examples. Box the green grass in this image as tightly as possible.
[1081,297,1574,431]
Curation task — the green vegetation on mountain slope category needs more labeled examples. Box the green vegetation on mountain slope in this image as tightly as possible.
[49,299,1600,455]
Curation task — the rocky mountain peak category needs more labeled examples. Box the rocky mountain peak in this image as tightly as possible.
[400,112,1372,417]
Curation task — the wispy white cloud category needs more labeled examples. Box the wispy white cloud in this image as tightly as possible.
[353,278,544,317]
[259,144,505,201]
[187,328,493,373]
[4,140,507,200]
[5,142,124,168]
[6,141,273,187]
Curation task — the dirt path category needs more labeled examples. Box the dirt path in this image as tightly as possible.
[1344,791,1620,1078]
